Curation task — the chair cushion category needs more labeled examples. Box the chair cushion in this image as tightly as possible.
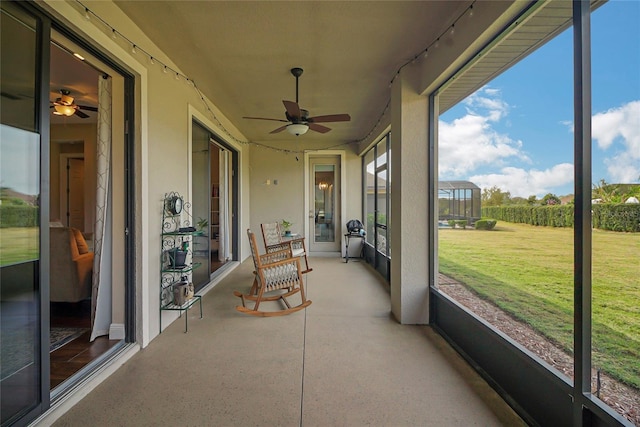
[72,228,90,254]
[291,248,305,258]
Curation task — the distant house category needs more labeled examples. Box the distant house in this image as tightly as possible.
[560,195,574,205]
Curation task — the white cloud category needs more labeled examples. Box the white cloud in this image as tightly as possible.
[441,88,639,193]
[463,88,510,121]
[441,88,576,197]
[592,100,640,182]
[439,87,529,177]
[469,163,574,198]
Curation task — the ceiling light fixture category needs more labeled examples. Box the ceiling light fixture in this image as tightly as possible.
[53,105,76,116]
[286,123,309,136]
[73,53,85,61]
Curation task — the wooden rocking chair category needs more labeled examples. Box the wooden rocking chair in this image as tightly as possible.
[234,229,312,317]
[261,222,312,274]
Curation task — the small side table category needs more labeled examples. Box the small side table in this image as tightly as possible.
[344,233,365,263]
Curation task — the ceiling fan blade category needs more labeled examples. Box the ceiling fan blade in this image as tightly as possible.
[283,100,301,120]
[74,109,89,119]
[308,123,331,134]
[270,125,288,134]
[308,113,351,123]
[243,116,288,123]
[77,105,98,112]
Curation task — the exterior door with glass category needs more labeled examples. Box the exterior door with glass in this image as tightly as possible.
[308,156,340,252]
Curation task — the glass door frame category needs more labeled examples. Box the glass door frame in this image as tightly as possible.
[304,151,346,254]
[189,118,239,290]
[1,2,136,425]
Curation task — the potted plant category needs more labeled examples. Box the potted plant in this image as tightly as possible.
[196,217,208,232]
[281,219,293,236]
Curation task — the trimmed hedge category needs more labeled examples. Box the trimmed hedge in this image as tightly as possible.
[0,205,39,228]
[481,204,640,232]
[475,218,497,230]
[593,204,640,232]
[447,219,469,229]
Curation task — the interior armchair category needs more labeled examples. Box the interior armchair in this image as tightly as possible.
[234,229,311,316]
[50,227,94,302]
[261,222,312,274]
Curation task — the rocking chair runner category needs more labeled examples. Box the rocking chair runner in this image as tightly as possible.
[261,222,312,274]
[234,229,312,317]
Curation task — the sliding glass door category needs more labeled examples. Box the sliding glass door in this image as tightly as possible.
[0,3,46,424]
[1,3,135,425]
[191,121,237,288]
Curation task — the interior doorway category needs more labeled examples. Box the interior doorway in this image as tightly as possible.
[59,153,84,229]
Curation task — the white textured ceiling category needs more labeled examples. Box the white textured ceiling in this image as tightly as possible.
[113,1,472,144]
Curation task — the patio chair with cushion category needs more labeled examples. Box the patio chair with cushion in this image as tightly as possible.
[261,222,312,274]
[233,229,312,317]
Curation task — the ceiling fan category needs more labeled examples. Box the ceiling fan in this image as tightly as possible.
[50,89,98,118]
[243,67,351,136]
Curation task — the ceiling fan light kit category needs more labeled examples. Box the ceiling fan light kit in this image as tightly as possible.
[243,67,351,136]
[53,104,76,116]
[287,123,309,136]
[50,89,98,119]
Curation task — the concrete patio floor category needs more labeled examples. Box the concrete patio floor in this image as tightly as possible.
[52,255,525,426]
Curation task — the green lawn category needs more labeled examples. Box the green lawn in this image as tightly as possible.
[0,227,39,267]
[438,222,640,390]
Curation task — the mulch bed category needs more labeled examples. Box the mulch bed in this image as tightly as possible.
[437,274,639,425]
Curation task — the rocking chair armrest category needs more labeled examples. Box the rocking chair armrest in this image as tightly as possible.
[265,242,291,253]
[267,237,306,253]
[285,236,305,245]
[259,248,292,264]
[260,256,302,271]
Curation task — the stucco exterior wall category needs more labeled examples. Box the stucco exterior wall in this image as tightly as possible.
[248,142,361,254]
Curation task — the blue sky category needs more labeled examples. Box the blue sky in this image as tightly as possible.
[439,0,640,198]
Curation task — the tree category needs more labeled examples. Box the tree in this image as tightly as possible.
[482,186,511,206]
[527,195,538,205]
[540,193,561,206]
[510,196,528,205]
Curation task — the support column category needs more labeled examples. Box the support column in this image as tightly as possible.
[390,69,430,324]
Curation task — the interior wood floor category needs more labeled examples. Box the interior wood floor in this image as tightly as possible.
[50,302,120,390]
[210,250,226,274]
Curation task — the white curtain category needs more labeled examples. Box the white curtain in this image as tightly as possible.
[219,150,230,261]
[91,75,113,342]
